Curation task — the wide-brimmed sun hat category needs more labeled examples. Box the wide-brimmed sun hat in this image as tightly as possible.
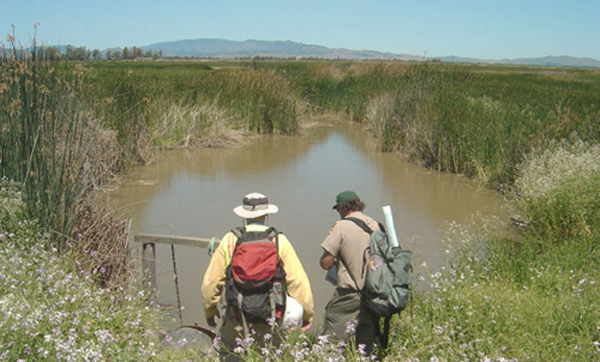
[233,192,279,218]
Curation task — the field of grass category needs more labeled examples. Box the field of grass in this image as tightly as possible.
[1,45,599,360]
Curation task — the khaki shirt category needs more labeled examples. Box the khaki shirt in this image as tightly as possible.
[201,223,314,322]
[321,211,381,290]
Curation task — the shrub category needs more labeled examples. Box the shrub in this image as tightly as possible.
[511,134,600,245]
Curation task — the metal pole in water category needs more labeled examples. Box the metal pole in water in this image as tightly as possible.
[170,225,183,325]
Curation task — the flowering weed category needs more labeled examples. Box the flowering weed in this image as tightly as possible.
[512,134,600,244]
[0,180,162,361]
[389,139,600,361]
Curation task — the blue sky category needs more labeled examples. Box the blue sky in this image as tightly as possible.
[4,0,600,60]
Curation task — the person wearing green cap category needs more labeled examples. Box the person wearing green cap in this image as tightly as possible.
[319,190,382,354]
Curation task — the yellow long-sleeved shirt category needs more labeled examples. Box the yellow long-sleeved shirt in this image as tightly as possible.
[201,223,314,323]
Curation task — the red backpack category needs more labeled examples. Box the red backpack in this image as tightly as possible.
[225,226,286,324]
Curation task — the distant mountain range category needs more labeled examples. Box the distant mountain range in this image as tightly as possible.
[138,38,600,68]
[141,39,413,61]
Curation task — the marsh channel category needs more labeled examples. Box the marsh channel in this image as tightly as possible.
[108,120,507,332]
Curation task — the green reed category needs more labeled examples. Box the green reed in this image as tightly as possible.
[0,44,96,248]
[91,68,156,167]
[286,61,411,121]
[85,61,306,150]
[354,64,600,189]
[197,65,305,134]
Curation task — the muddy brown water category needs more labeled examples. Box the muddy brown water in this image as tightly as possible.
[108,121,506,332]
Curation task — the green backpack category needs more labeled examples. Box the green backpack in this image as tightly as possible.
[345,217,412,347]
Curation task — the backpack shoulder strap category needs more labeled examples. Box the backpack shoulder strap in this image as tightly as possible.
[345,217,386,234]
[345,217,373,234]
[231,226,245,239]
[267,227,280,254]
[226,227,245,262]
[340,217,373,291]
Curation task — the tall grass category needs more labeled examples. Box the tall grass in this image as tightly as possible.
[148,99,248,148]
[0,40,136,287]
[88,62,306,137]
[288,61,411,122]
[361,64,600,188]
[186,66,306,134]
[0,41,113,249]
[90,69,155,167]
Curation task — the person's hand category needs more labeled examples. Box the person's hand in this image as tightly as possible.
[207,316,217,328]
[300,320,312,331]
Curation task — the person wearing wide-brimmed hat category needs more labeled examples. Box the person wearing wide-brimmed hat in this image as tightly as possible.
[319,190,382,354]
[202,192,313,360]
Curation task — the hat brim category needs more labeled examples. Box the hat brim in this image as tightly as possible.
[233,204,279,218]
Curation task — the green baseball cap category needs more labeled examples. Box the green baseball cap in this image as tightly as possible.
[332,190,360,209]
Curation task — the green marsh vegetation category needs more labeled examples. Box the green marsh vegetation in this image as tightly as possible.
[394,137,599,360]
[85,60,599,190]
[1,39,599,360]
[88,59,305,149]
[0,39,131,282]
[285,61,599,189]
[1,40,160,359]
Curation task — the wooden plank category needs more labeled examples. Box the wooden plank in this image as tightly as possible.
[134,233,215,249]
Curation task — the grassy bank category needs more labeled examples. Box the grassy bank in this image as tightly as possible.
[264,61,600,189]
[88,60,306,149]
[87,60,600,189]
[390,137,599,360]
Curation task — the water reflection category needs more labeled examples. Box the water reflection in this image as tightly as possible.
[108,121,506,330]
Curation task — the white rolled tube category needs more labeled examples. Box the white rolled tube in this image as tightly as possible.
[382,205,399,248]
